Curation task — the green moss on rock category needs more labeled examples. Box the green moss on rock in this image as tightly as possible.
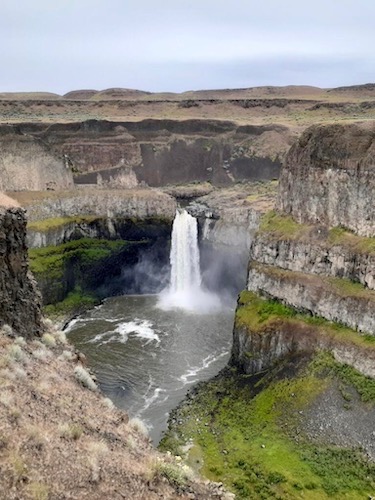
[259,211,375,255]
[160,359,375,499]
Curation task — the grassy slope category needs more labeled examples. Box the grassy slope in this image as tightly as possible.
[259,211,375,255]
[236,291,375,349]
[29,238,133,316]
[160,356,375,499]
[160,290,375,499]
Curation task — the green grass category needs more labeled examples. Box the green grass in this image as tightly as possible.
[160,360,375,499]
[259,211,375,255]
[259,211,305,239]
[29,238,126,279]
[28,216,100,232]
[251,262,375,301]
[44,287,97,317]
[236,290,375,349]
[311,352,375,403]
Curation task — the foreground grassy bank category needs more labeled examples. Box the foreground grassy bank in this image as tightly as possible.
[159,354,375,499]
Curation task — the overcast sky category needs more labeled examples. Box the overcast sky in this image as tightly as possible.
[1,0,374,94]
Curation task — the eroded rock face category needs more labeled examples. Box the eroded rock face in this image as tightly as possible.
[247,263,375,335]
[20,189,177,223]
[0,131,74,191]
[3,120,287,187]
[0,208,42,337]
[277,122,375,237]
[251,233,375,290]
[231,319,375,378]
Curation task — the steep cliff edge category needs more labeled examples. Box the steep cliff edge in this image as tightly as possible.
[277,121,375,237]
[1,120,287,188]
[0,129,73,191]
[0,206,42,337]
[8,189,176,312]
[234,121,375,370]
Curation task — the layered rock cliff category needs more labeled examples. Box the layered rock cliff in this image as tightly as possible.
[0,120,288,188]
[0,206,42,337]
[0,128,74,191]
[232,120,375,375]
[277,121,375,237]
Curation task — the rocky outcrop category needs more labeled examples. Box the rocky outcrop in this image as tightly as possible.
[0,129,74,191]
[2,120,288,187]
[187,184,275,295]
[11,188,176,224]
[231,120,375,382]
[0,207,42,337]
[251,228,375,290]
[231,297,375,378]
[247,263,375,335]
[277,122,375,237]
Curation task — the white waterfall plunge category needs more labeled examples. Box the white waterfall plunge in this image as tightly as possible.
[159,209,220,313]
[170,210,201,293]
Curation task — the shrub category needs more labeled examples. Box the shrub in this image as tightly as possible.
[14,337,26,346]
[32,347,52,361]
[0,324,13,337]
[129,417,149,437]
[7,344,27,363]
[58,350,76,362]
[153,459,194,488]
[54,331,67,345]
[59,423,83,440]
[41,333,56,348]
[102,397,115,409]
[74,366,97,391]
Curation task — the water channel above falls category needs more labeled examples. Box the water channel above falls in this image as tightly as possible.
[66,209,236,444]
[66,295,234,444]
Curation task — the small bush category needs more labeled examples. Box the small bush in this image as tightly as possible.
[74,366,97,391]
[32,347,52,362]
[42,333,56,348]
[54,331,67,345]
[7,344,27,363]
[87,441,109,483]
[58,350,76,362]
[0,324,13,337]
[27,482,49,500]
[129,417,149,437]
[14,337,26,347]
[153,459,193,488]
[102,397,115,409]
[59,423,83,440]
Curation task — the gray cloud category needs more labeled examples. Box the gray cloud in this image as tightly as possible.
[1,0,374,93]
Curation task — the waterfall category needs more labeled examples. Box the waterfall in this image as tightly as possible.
[170,210,201,293]
[158,209,220,313]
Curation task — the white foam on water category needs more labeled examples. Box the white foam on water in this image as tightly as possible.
[179,350,229,386]
[64,316,117,333]
[142,387,168,411]
[86,319,160,345]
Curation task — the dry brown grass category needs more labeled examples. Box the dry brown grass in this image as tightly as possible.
[1,84,375,128]
[0,326,225,499]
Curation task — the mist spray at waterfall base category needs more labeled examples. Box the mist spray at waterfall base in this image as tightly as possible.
[158,209,221,313]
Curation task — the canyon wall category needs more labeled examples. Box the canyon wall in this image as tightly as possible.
[277,121,375,237]
[0,120,288,188]
[0,128,74,191]
[232,120,375,376]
